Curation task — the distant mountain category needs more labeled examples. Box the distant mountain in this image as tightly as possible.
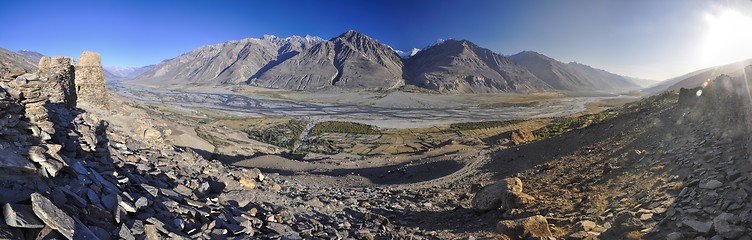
[133,35,324,86]
[508,51,639,92]
[0,48,37,79]
[405,40,550,93]
[624,76,660,88]
[393,48,421,59]
[251,30,404,91]
[646,58,752,95]
[16,50,44,63]
[104,65,155,79]
[566,62,641,90]
[132,31,656,93]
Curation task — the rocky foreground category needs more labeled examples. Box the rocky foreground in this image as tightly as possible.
[1,50,752,240]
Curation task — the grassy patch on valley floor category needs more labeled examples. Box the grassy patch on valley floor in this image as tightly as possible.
[310,121,381,135]
[449,120,524,131]
[244,119,306,149]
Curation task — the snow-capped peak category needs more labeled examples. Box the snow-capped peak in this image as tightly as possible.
[389,46,422,59]
[409,48,421,57]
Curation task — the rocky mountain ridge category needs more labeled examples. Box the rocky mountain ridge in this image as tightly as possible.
[251,30,405,91]
[405,40,550,93]
[133,34,324,86]
[508,51,640,92]
[132,30,645,93]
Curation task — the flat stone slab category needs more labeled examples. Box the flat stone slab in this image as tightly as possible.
[0,149,35,171]
[30,192,98,240]
[4,203,45,228]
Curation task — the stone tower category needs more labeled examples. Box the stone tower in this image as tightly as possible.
[74,51,108,109]
[38,56,77,108]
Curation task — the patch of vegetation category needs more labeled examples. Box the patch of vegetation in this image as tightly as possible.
[532,91,678,140]
[533,111,616,139]
[449,120,524,131]
[310,121,380,135]
[622,90,678,113]
[244,119,306,149]
[478,101,541,108]
[300,137,345,155]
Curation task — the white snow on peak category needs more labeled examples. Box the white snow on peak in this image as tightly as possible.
[409,48,421,57]
[262,34,279,40]
[388,46,423,59]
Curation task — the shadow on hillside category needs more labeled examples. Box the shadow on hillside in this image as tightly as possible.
[184,146,464,185]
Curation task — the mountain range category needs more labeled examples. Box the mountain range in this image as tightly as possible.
[134,35,324,86]
[103,65,155,80]
[132,30,649,93]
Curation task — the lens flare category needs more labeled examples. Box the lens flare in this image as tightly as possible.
[696,89,703,97]
[700,9,752,67]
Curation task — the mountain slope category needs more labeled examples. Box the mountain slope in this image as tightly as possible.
[133,35,322,86]
[508,51,593,91]
[566,62,641,90]
[646,58,752,94]
[509,51,640,92]
[404,40,550,93]
[0,48,37,79]
[16,50,44,63]
[251,30,404,91]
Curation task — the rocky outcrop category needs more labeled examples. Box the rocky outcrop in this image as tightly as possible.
[678,86,702,107]
[74,51,108,109]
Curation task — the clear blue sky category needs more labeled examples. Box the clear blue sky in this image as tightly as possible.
[2,0,752,80]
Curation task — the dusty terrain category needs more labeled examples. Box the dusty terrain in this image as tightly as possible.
[3,55,751,239]
[98,71,752,239]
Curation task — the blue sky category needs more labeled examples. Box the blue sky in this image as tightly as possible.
[1,0,752,80]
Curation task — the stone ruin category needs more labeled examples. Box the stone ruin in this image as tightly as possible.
[38,56,77,108]
[0,51,109,178]
[74,51,108,109]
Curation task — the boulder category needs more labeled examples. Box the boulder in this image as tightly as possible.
[599,212,645,239]
[496,215,553,239]
[713,213,745,239]
[682,219,714,235]
[472,177,533,211]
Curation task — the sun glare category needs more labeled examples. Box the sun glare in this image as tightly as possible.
[700,9,752,67]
